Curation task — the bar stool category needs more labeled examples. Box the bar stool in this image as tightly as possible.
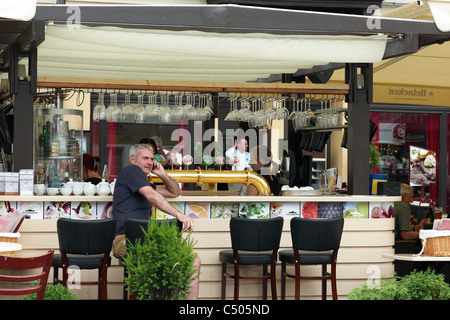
[219,217,284,300]
[279,217,344,300]
[52,218,116,300]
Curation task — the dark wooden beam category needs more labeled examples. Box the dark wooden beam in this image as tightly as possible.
[346,63,372,195]
[34,4,450,45]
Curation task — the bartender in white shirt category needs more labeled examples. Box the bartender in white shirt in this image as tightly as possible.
[225,137,252,171]
[225,137,252,193]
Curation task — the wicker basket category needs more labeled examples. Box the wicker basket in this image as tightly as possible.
[0,242,23,257]
[423,236,450,256]
[0,232,20,243]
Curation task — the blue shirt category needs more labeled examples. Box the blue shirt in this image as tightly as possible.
[112,165,156,236]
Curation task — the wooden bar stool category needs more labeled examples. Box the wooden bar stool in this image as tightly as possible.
[219,217,284,300]
[52,218,116,300]
[279,217,344,300]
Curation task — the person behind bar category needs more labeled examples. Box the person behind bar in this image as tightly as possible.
[246,145,281,196]
[83,153,103,185]
[225,136,251,171]
[394,183,429,244]
[225,137,252,194]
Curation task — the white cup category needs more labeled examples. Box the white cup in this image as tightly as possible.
[60,185,73,196]
[83,182,96,196]
[72,187,83,195]
[34,184,46,196]
[46,187,59,196]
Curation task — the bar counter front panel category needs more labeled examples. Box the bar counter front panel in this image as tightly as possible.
[2,195,398,300]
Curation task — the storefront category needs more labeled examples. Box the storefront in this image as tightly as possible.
[371,83,450,212]
[1,2,450,300]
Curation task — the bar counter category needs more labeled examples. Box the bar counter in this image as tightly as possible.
[2,194,399,300]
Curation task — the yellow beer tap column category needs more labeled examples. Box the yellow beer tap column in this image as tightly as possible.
[147,168,271,195]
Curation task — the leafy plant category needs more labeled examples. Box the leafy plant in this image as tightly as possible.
[348,268,450,300]
[122,219,198,300]
[23,283,78,300]
[369,142,380,169]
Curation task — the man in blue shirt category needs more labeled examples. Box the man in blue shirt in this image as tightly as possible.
[112,144,194,257]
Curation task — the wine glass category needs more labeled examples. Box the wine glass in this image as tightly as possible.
[121,93,134,122]
[275,97,289,120]
[145,94,160,118]
[171,95,185,120]
[183,94,195,120]
[93,92,106,121]
[159,94,172,123]
[106,93,122,122]
[134,94,146,123]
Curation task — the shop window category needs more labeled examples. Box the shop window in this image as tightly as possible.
[370,112,439,204]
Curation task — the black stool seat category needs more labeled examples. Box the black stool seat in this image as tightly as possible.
[280,217,344,300]
[219,217,283,300]
[52,218,116,300]
[219,250,274,265]
[52,253,112,270]
[279,250,334,265]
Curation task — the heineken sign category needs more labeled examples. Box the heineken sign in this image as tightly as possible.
[373,84,449,107]
[388,88,428,97]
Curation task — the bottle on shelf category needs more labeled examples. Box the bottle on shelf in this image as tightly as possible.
[102,163,109,182]
[57,120,69,157]
[38,122,51,157]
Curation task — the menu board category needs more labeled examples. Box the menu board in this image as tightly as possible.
[409,146,436,186]
[379,123,405,144]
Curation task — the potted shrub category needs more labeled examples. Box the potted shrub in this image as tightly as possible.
[23,283,78,300]
[369,142,380,171]
[122,219,198,300]
[348,268,450,300]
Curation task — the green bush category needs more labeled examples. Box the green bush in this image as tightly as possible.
[348,268,450,300]
[122,219,198,300]
[23,283,78,300]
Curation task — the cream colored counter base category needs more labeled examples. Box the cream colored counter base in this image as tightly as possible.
[1,194,399,300]
[0,194,399,203]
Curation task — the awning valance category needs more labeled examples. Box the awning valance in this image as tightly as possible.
[0,0,37,21]
[37,24,387,82]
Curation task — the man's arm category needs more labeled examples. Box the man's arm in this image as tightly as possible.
[138,185,193,231]
[150,161,181,198]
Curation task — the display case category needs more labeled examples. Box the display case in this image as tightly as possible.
[312,158,327,184]
[34,108,83,187]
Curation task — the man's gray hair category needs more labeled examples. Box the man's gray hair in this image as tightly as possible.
[400,183,413,196]
[129,144,154,159]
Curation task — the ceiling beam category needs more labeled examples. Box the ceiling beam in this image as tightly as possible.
[33,4,450,44]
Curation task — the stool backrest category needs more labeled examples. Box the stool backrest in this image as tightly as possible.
[0,250,54,300]
[125,218,182,246]
[57,218,116,255]
[290,217,344,252]
[230,217,284,252]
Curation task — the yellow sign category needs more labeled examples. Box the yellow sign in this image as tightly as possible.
[373,84,450,107]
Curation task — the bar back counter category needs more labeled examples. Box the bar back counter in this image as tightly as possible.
[1,194,398,300]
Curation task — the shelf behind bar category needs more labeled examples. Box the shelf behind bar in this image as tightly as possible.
[36,80,350,95]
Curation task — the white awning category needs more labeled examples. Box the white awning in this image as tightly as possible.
[0,0,37,21]
[37,24,387,82]
[428,0,450,32]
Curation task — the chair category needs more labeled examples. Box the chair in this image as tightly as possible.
[219,217,284,300]
[52,218,116,300]
[279,217,344,300]
[122,218,182,299]
[0,250,54,300]
[125,218,182,246]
